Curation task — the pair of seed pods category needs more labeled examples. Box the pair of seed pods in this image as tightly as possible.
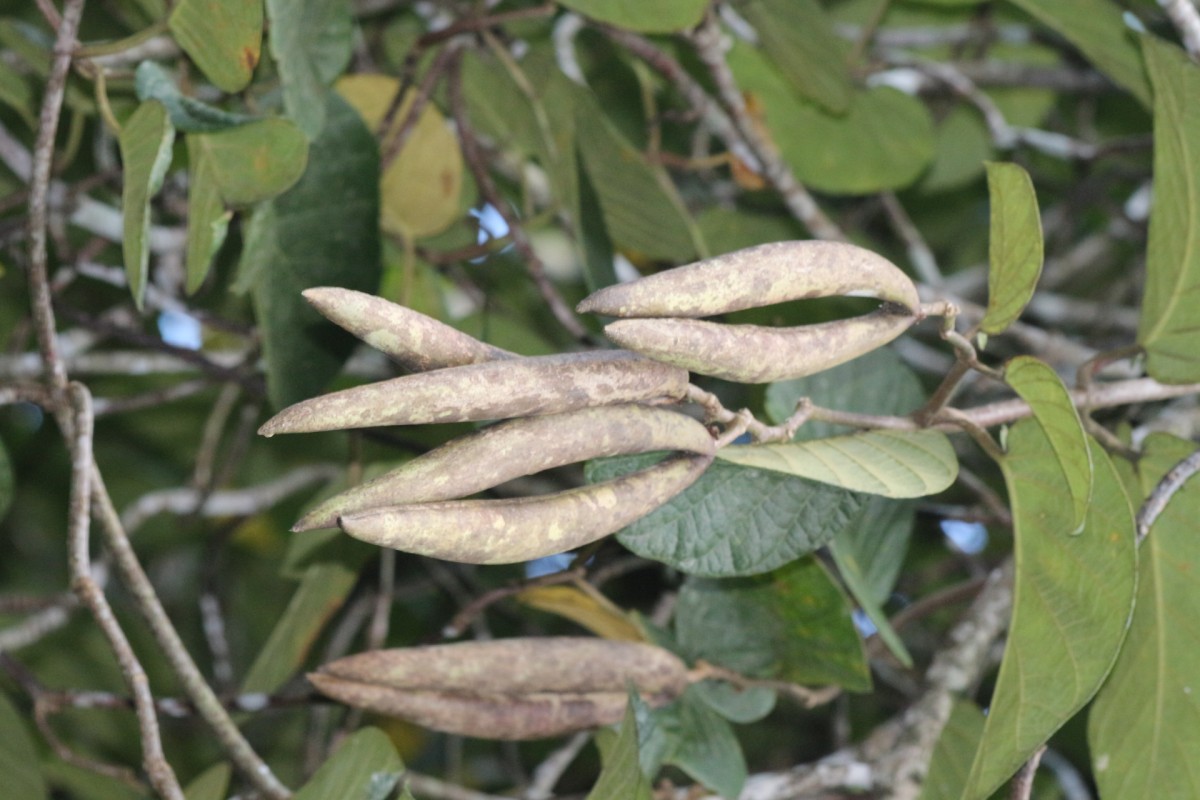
[260,240,921,565]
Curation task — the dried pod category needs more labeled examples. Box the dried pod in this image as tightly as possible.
[338,452,712,563]
[309,637,689,740]
[258,350,688,436]
[303,287,515,372]
[604,309,916,384]
[295,404,714,531]
[577,240,920,318]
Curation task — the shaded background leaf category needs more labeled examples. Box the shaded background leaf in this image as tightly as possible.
[0,691,47,800]
[265,0,352,137]
[557,0,709,33]
[588,703,653,800]
[735,0,851,114]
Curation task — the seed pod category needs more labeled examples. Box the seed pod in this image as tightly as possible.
[604,308,916,384]
[577,240,920,318]
[295,404,714,531]
[304,287,515,371]
[309,637,689,740]
[258,350,689,436]
[338,452,712,564]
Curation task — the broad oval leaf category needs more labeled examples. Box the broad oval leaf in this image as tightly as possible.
[1136,36,1200,383]
[294,727,402,800]
[980,161,1043,335]
[1089,433,1200,800]
[336,74,464,239]
[558,0,708,33]
[639,687,748,800]
[737,0,851,114]
[120,100,175,309]
[168,0,262,93]
[676,557,870,691]
[1003,356,1092,533]
[716,429,957,499]
[963,424,1135,799]
[588,455,865,577]
[1005,0,1151,107]
[265,0,352,137]
[192,118,309,206]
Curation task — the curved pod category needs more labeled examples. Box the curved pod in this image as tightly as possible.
[309,638,688,740]
[295,404,715,531]
[258,350,689,436]
[338,452,713,563]
[604,308,916,384]
[577,240,920,318]
[304,287,514,372]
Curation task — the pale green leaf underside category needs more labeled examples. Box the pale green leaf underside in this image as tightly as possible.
[919,700,986,800]
[1136,36,1200,383]
[964,423,1135,799]
[1003,356,1092,533]
[716,429,957,499]
[981,161,1043,334]
[1089,434,1200,800]
[120,100,175,309]
[294,728,402,800]
[184,137,230,293]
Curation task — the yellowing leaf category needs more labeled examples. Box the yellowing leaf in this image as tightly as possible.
[716,430,957,499]
[336,74,463,239]
[517,585,646,642]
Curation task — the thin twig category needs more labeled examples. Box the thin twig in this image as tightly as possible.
[379,44,459,173]
[441,568,583,639]
[1136,447,1200,543]
[1010,744,1048,800]
[524,732,591,800]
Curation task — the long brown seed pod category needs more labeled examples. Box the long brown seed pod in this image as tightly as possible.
[603,307,917,384]
[258,350,689,436]
[294,404,715,531]
[308,638,689,740]
[337,452,712,564]
[577,240,920,317]
[303,287,515,372]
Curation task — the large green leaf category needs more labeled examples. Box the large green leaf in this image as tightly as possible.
[1136,36,1200,383]
[575,89,703,262]
[241,94,381,409]
[588,703,652,800]
[1005,0,1150,107]
[636,687,747,800]
[1003,356,1092,534]
[676,558,871,691]
[294,727,403,800]
[736,0,851,114]
[980,162,1043,335]
[1089,434,1200,800]
[183,763,231,800]
[265,0,352,137]
[963,424,1136,799]
[0,691,47,800]
[588,455,864,577]
[119,100,175,309]
[728,41,933,195]
[557,0,708,32]
[919,700,986,800]
[716,429,957,499]
[168,0,262,93]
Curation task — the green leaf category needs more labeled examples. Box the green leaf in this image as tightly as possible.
[728,41,933,195]
[1005,0,1151,107]
[241,93,381,409]
[294,727,403,800]
[676,558,871,691]
[0,436,12,522]
[587,702,652,800]
[642,687,747,800]
[716,429,958,499]
[1136,36,1200,383]
[0,691,48,800]
[918,106,992,193]
[135,61,254,132]
[736,0,851,114]
[1089,433,1200,800]
[830,524,913,668]
[588,454,865,577]
[241,561,358,693]
[119,100,175,309]
[0,59,36,128]
[557,0,708,33]
[265,0,352,137]
[190,118,309,206]
[184,136,230,293]
[183,763,231,800]
[980,162,1043,335]
[919,700,986,800]
[689,680,776,724]
[1003,356,1092,533]
[963,424,1136,799]
[168,0,262,93]
[575,89,703,262]
[831,495,915,607]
